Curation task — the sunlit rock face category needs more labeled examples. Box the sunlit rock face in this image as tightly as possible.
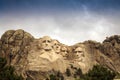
[74,46,85,62]
[41,36,53,51]
[0,29,120,80]
[61,46,68,58]
[0,29,34,78]
[52,40,61,53]
[27,36,66,73]
[71,44,91,73]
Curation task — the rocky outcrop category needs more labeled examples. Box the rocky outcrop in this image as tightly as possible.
[101,35,120,72]
[0,29,34,78]
[0,29,120,80]
[83,40,117,72]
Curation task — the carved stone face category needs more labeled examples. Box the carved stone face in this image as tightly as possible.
[52,40,61,53]
[61,46,68,57]
[74,47,84,58]
[41,36,52,51]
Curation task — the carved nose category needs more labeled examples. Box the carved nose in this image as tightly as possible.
[45,44,48,46]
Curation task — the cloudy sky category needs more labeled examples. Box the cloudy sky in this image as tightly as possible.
[0,0,120,45]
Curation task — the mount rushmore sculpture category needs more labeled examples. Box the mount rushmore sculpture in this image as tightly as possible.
[0,29,120,80]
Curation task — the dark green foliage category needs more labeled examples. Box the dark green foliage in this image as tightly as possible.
[46,78,49,80]
[70,64,73,69]
[56,71,64,80]
[47,65,116,80]
[82,65,116,80]
[66,68,71,77]
[0,57,7,69]
[115,73,120,79]
[26,77,33,80]
[74,68,83,79]
[60,75,64,80]
[49,74,56,80]
[57,71,61,77]
[48,71,64,80]
[0,57,23,80]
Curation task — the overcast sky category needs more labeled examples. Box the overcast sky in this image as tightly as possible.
[0,0,120,45]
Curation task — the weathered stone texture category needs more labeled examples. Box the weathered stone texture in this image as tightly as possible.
[0,30,120,79]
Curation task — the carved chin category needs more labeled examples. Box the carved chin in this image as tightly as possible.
[43,47,52,51]
[55,49,60,53]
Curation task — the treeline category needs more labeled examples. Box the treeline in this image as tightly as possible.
[47,65,116,80]
[0,56,117,80]
[0,57,23,80]
[80,65,116,80]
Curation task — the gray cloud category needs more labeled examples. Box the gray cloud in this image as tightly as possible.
[0,8,120,45]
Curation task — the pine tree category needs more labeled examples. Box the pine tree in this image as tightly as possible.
[82,65,116,80]
[66,68,71,77]
[0,57,23,80]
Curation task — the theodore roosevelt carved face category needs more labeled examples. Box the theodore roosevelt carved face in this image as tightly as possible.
[61,46,68,57]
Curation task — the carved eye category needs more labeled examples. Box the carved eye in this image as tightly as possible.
[78,51,83,53]
[75,51,78,53]
[43,40,51,43]
[47,40,51,43]
[43,40,46,43]
[75,51,83,53]
[62,50,65,52]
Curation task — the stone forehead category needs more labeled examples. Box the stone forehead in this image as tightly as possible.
[42,36,52,41]
[75,47,83,51]
[61,46,67,50]
[52,40,59,44]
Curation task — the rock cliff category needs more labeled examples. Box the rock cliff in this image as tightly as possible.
[0,29,120,80]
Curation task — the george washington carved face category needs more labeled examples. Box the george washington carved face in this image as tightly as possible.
[41,36,52,51]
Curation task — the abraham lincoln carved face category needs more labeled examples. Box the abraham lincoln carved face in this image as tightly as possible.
[74,46,85,62]
[74,47,84,57]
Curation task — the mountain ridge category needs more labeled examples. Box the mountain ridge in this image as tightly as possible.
[0,29,120,80]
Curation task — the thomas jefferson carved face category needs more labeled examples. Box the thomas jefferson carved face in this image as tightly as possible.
[41,36,52,51]
[52,40,61,53]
